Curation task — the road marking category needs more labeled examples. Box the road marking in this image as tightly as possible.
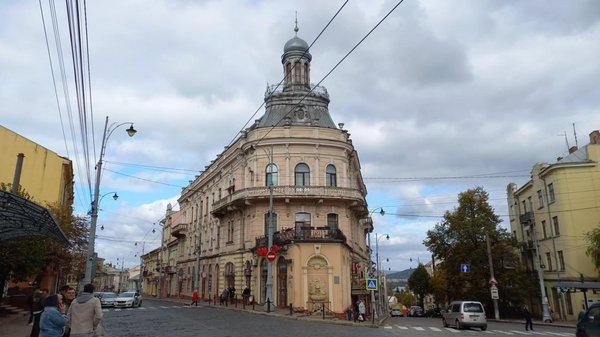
[411,327,425,331]
[102,309,109,312]
[160,306,169,308]
[383,326,392,329]
[492,330,514,335]
[114,309,122,311]
[138,307,146,310]
[540,333,571,336]
[444,328,460,333]
[508,330,531,335]
[394,325,408,330]
[429,327,442,331]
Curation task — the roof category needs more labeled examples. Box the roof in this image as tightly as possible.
[0,190,69,245]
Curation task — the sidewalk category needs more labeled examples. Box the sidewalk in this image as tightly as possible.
[1,310,30,337]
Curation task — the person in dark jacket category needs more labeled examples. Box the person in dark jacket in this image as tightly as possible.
[30,289,47,337]
[40,294,67,337]
[524,306,533,331]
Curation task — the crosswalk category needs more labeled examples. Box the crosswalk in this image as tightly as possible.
[102,305,195,312]
[382,325,573,336]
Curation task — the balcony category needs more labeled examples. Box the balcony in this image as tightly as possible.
[254,227,346,248]
[213,186,365,215]
[519,212,535,224]
[171,223,187,238]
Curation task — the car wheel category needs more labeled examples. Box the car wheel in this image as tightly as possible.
[442,318,448,327]
[481,325,487,331]
[455,319,462,329]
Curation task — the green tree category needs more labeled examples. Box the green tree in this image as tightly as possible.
[394,289,415,307]
[585,228,600,273]
[431,268,447,306]
[407,264,433,308]
[423,187,537,314]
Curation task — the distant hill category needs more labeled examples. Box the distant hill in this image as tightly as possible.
[386,268,415,280]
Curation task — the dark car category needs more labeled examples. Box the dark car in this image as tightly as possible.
[577,303,600,337]
[426,307,442,318]
[409,306,425,317]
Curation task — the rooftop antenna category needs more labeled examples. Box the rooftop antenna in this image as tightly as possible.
[573,123,578,148]
[563,131,570,152]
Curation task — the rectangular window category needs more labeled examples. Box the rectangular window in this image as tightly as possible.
[546,252,553,271]
[542,220,547,239]
[537,190,544,208]
[548,183,555,203]
[327,213,338,229]
[527,196,533,213]
[227,220,234,243]
[522,200,527,213]
[216,226,221,248]
[552,216,560,236]
[295,212,311,239]
[558,250,565,271]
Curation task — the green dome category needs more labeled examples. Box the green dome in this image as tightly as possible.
[284,36,309,53]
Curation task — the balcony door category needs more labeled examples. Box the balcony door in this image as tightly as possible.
[277,258,288,307]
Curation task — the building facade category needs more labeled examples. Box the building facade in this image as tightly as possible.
[507,130,600,321]
[150,26,374,315]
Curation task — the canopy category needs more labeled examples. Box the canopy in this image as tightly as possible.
[0,190,69,245]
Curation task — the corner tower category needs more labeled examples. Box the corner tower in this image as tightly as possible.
[256,23,336,128]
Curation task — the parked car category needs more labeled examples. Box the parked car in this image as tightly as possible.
[99,292,117,307]
[426,307,442,318]
[577,302,600,337]
[409,306,425,317]
[442,301,487,331]
[114,291,142,308]
[390,304,406,317]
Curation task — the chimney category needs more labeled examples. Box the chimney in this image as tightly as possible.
[589,130,600,145]
[569,146,578,154]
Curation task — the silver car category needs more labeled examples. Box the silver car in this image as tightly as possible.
[99,292,117,307]
[114,291,142,308]
[442,301,487,331]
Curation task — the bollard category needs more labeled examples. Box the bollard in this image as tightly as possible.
[235,294,237,308]
[289,303,293,316]
[323,303,325,320]
[252,298,255,311]
[372,308,375,324]
[267,298,271,313]
[208,295,211,306]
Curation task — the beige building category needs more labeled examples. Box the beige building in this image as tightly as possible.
[151,26,374,316]
[140,247,160,297]
[507,130,600,321]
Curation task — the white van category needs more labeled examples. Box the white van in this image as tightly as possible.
[442,301,487,331]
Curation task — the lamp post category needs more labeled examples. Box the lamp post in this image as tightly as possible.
[97,192,118,231]
[367,207,385,319]
[375,233,389,317]
[83,116,136,287]
[135,241,145,293]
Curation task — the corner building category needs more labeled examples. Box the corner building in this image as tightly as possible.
[175,27,373,315]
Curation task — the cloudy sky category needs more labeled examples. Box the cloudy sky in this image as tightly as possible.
[2,0,599,272]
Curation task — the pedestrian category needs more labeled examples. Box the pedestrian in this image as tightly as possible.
[30,289,47,337]
[220,288,228,305]
[358,300,366,322]
[353,300,359,322]
[242,287,251,305]
[67,283,103,337]
[523,306,533,331]
[229,286,236,304]
[191,290,199,306]
[40,294,67,337]
[62,287,76,337]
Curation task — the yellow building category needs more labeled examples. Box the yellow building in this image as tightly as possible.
[156,25,373,316]
[0,125,73,207]
[507,130,600,321]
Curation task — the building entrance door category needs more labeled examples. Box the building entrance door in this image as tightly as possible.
[277,258,288,307]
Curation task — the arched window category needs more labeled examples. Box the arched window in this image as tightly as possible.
[326,164,337,187]
[224,262,235,288]
[264,212,278,236]
[285,63,292,84]
[295,163,310,186]
[294,62,301,82]
[266,163,278,187]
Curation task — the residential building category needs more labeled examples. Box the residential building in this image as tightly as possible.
[507,130,600,321]
[140,247,160,296]
[152,25,373,316]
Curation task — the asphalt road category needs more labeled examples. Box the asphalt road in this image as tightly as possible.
[101,300,577,337]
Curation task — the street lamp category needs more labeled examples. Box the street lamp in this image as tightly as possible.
[96,192,118,231]
[83,116,136,286]
[375,233,389,317]
[247,144,276,311]
[366,207,385,319]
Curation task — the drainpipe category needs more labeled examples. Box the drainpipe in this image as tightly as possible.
[12,153,25,194]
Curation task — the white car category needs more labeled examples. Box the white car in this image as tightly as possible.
[99,292,117,307]
[114,291,142,308]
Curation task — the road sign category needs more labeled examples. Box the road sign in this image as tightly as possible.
[366,278,378,291]
[461,264,470,273]
[490,285,499,299]
[267,251,276,262]
[208,280,212,292]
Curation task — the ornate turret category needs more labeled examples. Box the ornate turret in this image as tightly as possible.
[255,21,337,129]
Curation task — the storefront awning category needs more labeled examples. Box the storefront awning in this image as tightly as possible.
[0,190,69,245]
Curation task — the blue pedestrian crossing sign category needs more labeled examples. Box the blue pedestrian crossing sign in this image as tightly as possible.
[461,264,470,273]
[366,278,378,291]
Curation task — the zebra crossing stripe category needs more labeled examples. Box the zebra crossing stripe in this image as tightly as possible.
[444,328,460,333]
[394,325,408,330]
[492,330,514,335]
[383,326,392,329]
[429,327,442,331]
[508,330,531,335]
[411,327,425,331]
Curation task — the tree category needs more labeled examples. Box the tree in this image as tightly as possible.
[394,289,415,307]
[407,264,433,308]
[423,187,536,315]
[585,228,600,273]
[430,268,447,306]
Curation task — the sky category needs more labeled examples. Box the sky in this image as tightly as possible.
[1,0,599,272]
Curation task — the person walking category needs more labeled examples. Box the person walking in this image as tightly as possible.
[40,294,67,337]
[358,300,366,322]
[523,306,533,331]
[191,290,199,306]
[67,283,103,337]
[30,289,47,337]
[62,287,76,337]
